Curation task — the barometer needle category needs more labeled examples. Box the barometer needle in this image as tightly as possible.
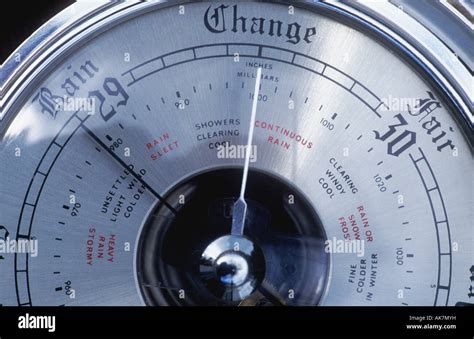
[81,124,177,214]
[231,67,262,236]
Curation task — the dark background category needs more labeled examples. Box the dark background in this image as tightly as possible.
[1,0,74,63]
[0,2,471,338]
[0,306,472,337]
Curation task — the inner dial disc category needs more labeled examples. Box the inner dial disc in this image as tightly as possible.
[0,1,472,306]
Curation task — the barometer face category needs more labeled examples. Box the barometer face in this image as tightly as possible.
[0,1,472,307]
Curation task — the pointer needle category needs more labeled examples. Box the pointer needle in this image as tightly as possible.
[231,67,262,236]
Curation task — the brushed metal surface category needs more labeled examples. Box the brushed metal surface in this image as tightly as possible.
[0,1,472,306]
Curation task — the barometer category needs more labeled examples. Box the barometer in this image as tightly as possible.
[0,0,472,307]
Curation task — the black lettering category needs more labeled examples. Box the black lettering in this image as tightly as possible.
[286,22,301,44]
[89,77,129,122]
[232,5,247,33]
[203,4,315,45]
[251,17,265,34]
[374,114,416,157]
[304,27,317,43]
[204,4,228,33]
[269,19,283,37]
[386,130,416,157]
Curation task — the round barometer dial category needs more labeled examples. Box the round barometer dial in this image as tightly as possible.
[0,0,472,306]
